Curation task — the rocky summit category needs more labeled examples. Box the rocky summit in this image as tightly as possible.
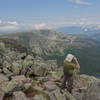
[0,39,100,100]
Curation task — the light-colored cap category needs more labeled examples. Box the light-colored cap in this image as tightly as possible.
[65,54,74,62]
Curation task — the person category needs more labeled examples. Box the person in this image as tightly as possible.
[61,54,80,93]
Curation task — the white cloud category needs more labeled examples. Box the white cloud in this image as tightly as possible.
[0,21,18,25]
[0,26,19,31]
[97,25,100,28]
[0,20,2,24]
[27,18,100,30]
[7,21,18,25]
[69,0,91,5]
[0,20,19,31]
[34,23,46,29]
[1,18,100,32]
[54,18,100,27]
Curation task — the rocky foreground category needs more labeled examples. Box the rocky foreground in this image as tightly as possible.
[0,41,100,100]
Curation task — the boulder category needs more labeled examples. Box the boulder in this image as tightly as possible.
[72,75,100,100]
[0,74,8,84]
[1,80,24,94]
[12,75,31,86]
[0,90,4,100]
[62,89,77,100]
[0,42,5,52]
[3,60,11,69]
[21,55,34,75]
[17,53,26,60]
[12,91,29,100]
[33,94,47,100]
[44,81,58,91]
[82,81,100,100]
[32,61,48,76]
[24,83,32,90]
[48,93,56,100]
[12,62,21,75]
[51,89,66,100]
[12,75,27,82]
[0,69,2,73]
[32,60,54,76]
[3,67,13,77]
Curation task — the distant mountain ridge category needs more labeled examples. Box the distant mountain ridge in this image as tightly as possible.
[57,26,100,42]
[56,26,100,35]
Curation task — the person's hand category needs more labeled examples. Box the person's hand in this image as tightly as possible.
[74,57,80,69]
[77,64,80,69]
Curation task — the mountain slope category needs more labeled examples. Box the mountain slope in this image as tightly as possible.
[1,30,100,74]
[0,40,100,100]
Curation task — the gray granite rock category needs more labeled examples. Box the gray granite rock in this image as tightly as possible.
[33,94,47,100]
[0,74,9,84]
[12,91,29,100]
[82,81,100,100]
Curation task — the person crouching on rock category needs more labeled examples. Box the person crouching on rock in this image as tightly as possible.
[61,54,80,93]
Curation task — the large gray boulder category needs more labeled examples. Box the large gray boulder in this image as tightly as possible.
[2,67,13,77]
[0,80,23,94]
[49,89,76,100]
[72,75,100,100]
[12,91,29,100]
[12,75,31,85]
[0,75,30,94]
[31,59,57,77]
[0,90,4,100]
[82,81,100,100]
[20,55,34,75]
[0,42,5,54]
[0,74,9,84]
[12,62,22,75]
[3,60,11,69]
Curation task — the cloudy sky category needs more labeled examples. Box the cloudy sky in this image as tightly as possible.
[0,0,100,31]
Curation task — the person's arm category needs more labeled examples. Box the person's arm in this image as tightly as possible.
[64,60,76,69]
[73,57,80,69]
